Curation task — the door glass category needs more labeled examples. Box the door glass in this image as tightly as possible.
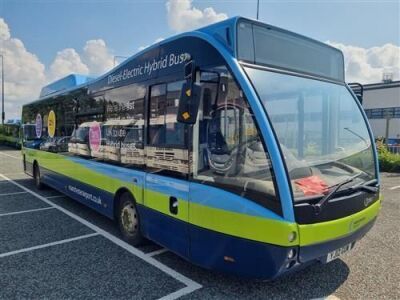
[194,67,280,215]
[147,81,189,175]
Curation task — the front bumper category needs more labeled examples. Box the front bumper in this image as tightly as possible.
[298,216,376,263]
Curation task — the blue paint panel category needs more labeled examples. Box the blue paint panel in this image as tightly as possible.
[189,222,293,279]
[137,204,291,279]
[137,204,189,259]
[41,167,115,219]
[190,182,283,221]
[145,174,189,200]
[40,74,95,98]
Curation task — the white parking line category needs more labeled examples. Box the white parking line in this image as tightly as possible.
[0,173,202,299]
[147,248,169,257]
[0,191,28,197]
[0,152,20,159]
[0,206,54,217]
[325,296,341,300]
[389,185,400,190]
[0,233,99,258]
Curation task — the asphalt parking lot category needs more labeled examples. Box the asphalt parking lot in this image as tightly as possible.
[0,146,399,300]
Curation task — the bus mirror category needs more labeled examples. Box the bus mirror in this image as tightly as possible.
[177,81,201,124]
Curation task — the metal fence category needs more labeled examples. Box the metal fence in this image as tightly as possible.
[388,145,400,154]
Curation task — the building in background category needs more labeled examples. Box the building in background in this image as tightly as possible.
[362,79,400,144]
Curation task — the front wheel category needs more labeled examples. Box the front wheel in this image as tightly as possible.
[117,192,143,246]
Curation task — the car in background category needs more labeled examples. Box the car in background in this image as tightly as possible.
[40,136,71,153]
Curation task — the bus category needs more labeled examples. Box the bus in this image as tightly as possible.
[0,120,21,149]
[21,17,381,279]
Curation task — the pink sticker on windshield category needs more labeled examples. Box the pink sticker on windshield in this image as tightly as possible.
[89,122,101,152]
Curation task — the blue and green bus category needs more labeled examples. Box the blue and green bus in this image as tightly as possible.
[21,17,381,279]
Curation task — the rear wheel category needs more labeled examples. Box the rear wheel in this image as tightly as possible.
[117,192,143,246]
[33,163,44,190]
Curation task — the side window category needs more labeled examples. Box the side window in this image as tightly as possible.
[195,68,280,215]
[149,81,186,147]
[147,80,189,174]
[149,84,167,145]
[68,91,105,157]
[103,83,146,165]
[166,81,186,146]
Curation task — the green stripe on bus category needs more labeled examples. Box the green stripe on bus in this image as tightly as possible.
[189,202,298,246]
[144,189,189,222]
[24,148,141,203]
[298,198,381,246]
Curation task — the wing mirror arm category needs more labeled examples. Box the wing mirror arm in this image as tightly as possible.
[177,60,201,125]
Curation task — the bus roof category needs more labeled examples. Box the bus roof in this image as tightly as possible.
[39,74,95,98]
[26,16,343,106]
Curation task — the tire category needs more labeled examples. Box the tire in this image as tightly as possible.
[117,192,143,246]
[33,163,44,190]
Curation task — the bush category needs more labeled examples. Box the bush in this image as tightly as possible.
[376,139,400,172]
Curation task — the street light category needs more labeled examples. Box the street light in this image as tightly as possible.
[256,0,260,20]
[1,54,4,125]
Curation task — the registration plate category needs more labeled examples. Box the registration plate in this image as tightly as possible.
[326,243,353,263]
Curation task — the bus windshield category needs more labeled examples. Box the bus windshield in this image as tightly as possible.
[244,67,376,200]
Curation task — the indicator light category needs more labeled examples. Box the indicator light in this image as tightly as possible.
[287,249,296,259]
[224,256,235,263]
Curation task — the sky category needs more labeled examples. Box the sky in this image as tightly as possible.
[0,0,399,119]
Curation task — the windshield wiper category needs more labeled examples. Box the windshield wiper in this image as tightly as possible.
[313,172,363,215]
[350,179,379,194]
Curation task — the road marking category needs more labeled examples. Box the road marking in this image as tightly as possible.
[46,195,68,199]
[0,233,99,258]
[0,191,28,197]
[0,173,202,299]
[313,295,341,300]
[325,296,341,300]
[389,185,400,190]
[0,172,25,176]
[0,152,20,159]
[0,206,54,217]
[147,248,169,257]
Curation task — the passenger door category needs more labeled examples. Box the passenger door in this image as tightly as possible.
[144,82,190,258]
[189,69,280,267]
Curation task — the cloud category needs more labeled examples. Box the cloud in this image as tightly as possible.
[328,41,400,84]
[48,48,89,80]
[0,18,11,40]
[166,0,227,32]
[49,39,114,80]
[82,39,114,75]
[138,37,164,51]
[0,18,47,119]
[0,18,116,119]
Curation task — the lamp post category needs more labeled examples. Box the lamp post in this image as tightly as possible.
[1,54,4,125]
[256,0,260,20]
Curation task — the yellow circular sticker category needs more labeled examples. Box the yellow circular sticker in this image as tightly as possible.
[48,110,56,138]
